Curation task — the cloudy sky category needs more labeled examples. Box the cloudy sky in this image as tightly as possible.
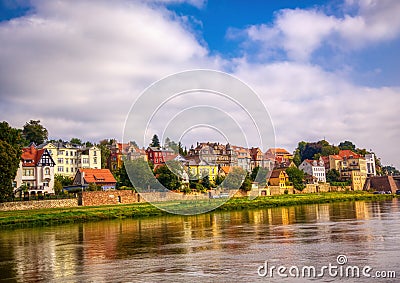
[0,0,399,168]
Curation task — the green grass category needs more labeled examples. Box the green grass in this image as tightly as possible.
[0,191,397,229]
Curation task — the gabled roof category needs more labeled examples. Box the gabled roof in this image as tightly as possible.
[267,148,291,155]
[270,169,288,179]
[21,145,46,167]
[79,169,116,184]
[338,150,361,159]
[219,166,231,174]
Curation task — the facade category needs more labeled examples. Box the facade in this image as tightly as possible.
[231,145,251,172]
[268,169,291,189]
[299,158,326,183]
[249,147,273,171]
[351,170,367,190]
[187,142,238,167]
[108,141,147,171]
[14,144,56,196]
[39,142,101,177]
[73,168,117,190]
[146,147,175,168]
[365,153,377,177]
[186,158,218,181]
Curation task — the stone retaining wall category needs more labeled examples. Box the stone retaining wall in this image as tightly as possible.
[0,198,78,211]
[81,190,139,206]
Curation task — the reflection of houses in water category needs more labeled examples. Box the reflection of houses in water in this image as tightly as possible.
[355,201,370,220]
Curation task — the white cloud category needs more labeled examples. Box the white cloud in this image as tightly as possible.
[0,0,219,141]
[232,59,400,168]
[235,0,400,61]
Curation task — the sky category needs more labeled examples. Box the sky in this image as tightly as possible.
[0,0,399,168]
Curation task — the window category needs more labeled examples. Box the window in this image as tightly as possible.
[66,167,69,173]
[57,158,64,164]
[66,159,69,164]
[45,168,50,175]
[66,151,69,156]
[58,150,64,155]
[94,151,97,156]
[23,169,34,176]
[71,151,73,156]
[58,166,64,172]
[43,182,49,187]
[83,158,89,164]
[93,157,97,164]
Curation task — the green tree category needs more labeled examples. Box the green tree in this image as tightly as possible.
[53,179,63,195]
[0,140,20,201]
[293,141,307,166]
[55,174,73,186]
[70,138,82,145]
[125,159,157,191]
[115,163,134,189]
[150,134,160,148]
[22,120,48,145]
[285,167,305,191]
[98,140,111,169]
[154,164,182,191]
[240,172,252,191]
[202,175,211,189]
[326,169,340,183]
[87,183,102,191]
[0,121,25,148]
[251,166,269,186]
[222,167,246,189]
[338,141,356,151]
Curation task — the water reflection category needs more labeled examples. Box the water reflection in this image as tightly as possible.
[0,199,399,282]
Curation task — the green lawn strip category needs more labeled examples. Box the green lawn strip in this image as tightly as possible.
[0,192,396,228]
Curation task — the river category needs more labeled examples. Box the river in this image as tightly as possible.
[0,199,399,282]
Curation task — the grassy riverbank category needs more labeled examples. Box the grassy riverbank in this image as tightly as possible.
[0,191,397,229]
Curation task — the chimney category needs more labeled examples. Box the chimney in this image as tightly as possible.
[81,170,85,185]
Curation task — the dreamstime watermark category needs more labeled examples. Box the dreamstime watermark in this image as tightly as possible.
[257,255,397,279]
[122,69,275,215]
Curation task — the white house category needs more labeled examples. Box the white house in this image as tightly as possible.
[13,144,56,196]
[299,158,326,183]
[365,153,376,177]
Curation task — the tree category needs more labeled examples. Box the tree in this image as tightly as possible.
[150,134,160,148]
[285,167,305,191]
[338,141,356,151]
[0,140,20,201]
[202,175,211,189]
[125,159,157,191]
[301,142,322,161]
[215,175,225,186]
[22,120,48,145]
[0,121,25,148]
[98,141,111,169]
[115,163,134,188]
[240,172,252,191]
[382,166,400,176]
[154,164,182,191]
[222,167,246,190]
[53,179,63,195]
[250,166,260,181]
[70,138,82,145]
[326,169,340,183]
[55,174,73,186]
[0,122,24,202]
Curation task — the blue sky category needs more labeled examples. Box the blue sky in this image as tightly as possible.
[0,0,399,168]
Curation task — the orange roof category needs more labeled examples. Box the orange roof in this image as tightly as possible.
[330,155,343,160]
[267,148,291,155]
[220,166,231,174]
[338,150,361,159]
[79,169,116,184]
[21,145,45,167]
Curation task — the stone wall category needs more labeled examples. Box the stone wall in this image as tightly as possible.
[81,190,139,206]
[0,198,78,211]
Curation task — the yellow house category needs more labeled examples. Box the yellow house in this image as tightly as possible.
[39,142,101,178]
[351,171,367,190]
[187,159,218,181]
[268,169,291,189]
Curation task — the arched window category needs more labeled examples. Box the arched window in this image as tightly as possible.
[45,168,50,175]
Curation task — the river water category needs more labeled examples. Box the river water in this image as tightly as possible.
[0,199,399,282]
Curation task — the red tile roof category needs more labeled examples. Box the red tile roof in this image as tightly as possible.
[21,145,45,167]
[79,169,116,184]
[338,150,361,159]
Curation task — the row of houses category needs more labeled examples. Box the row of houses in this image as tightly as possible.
[12,139,378,196]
